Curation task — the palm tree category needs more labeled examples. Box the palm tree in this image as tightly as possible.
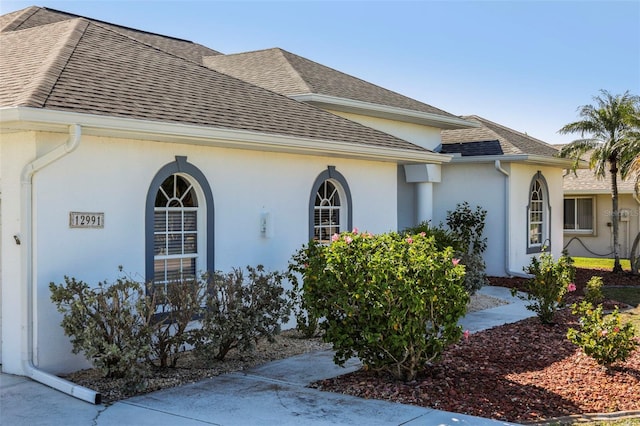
[559,90,640,273]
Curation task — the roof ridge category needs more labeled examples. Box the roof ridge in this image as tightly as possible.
[17,18,89,108]
[273,48,313,93]
[0,6,38,32]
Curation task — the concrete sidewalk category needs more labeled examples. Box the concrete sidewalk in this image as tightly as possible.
[1,287,531,426]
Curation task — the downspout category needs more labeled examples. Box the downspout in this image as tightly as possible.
[20,124,101,404]
[495,160,530,278]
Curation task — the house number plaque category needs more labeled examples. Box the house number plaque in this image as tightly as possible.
[69,212,104,228]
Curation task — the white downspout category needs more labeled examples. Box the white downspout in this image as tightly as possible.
[495,160,530,278]
[20,124,101,404]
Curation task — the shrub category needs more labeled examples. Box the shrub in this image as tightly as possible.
[567,301,638,368]
[193,265,292,362]
[584,276,604,305]
[513,251,576,324]
[148,276,206,368]
[402,221,462,252]
[49,275,154,382]
[289,231,468,381]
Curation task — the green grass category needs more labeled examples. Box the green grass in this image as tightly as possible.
[573,257,631,271]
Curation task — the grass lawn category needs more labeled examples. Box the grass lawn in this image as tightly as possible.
[573,257,632,271]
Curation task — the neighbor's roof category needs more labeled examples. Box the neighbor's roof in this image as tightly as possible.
[563,168,637,194]
[203,48,463,122]
[0,10,430,154]
[441,115,560,157]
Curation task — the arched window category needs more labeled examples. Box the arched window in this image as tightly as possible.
[527,172,551,253]
[309,166,352,242]
[146,157,214,286]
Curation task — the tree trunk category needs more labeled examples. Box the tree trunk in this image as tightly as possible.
[610,159,623,273]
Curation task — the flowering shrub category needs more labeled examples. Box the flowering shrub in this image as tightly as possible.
[289,230,468,381]
[567,301,638,368]
[584,276,604,305]
[513,251,576,324]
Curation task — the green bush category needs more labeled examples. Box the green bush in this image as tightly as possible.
[513,251,576,324]
[402,221,462,252]
[49,276,154,381]
[148,277,206,368]
[289,231,468,381]
[584,276,604,305]
[567,301,638,368]
[193,265,292,362]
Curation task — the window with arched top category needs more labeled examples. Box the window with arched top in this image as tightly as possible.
[146,156,214,287]
[527,172,551,253]
[309,166,352,242]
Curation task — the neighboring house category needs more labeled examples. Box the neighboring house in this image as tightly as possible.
[0,6,574,388]
[562,168,640,261]
[438,116,575,277]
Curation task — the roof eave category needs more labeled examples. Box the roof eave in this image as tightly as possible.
[446,154,577,168]
[290,93,478,130]
[0,107,452,165]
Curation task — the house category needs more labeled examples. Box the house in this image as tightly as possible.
[0,6,574,395]
[562,168,640,263]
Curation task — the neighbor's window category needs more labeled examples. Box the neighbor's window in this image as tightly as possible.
[527,173,550,253]
[564,197,594,233]
[154,174,199,287]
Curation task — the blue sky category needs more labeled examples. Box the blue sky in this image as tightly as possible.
[2,0,639,145]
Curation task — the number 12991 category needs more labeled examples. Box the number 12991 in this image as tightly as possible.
[69,212,104,228]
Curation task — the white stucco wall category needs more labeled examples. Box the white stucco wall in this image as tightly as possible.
[433,161,565,277]
[563,193,640,260]
[4,131,399,374]
[325,110,442,151]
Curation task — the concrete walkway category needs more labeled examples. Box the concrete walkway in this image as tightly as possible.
[1,287,532,426]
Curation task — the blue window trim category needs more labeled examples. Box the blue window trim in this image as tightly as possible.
[145,156,214,283]
[308,166,353,240]
[526,171,551,254]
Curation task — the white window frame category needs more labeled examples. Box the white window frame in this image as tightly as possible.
[527,172,551,253]
[313,179,346,243]
[563,196,596,235]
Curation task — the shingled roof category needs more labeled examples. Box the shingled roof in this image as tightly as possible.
[563,168,637,194]
[1,6,222,64]
[441,115,560,157]
[0,10,432,154]
[203,48,461,120]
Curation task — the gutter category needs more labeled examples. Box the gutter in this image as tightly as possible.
[20,124,101,404]
[495,160,530,278]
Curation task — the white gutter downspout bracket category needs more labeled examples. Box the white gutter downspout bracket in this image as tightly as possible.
[495,160,530,278]
[20,124,101,404]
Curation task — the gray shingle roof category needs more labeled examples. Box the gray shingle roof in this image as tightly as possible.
[1,15,428,153]
[1,6,222,64]
[203,48,460,119]
[563,168,637,193]
[441,115,560,157]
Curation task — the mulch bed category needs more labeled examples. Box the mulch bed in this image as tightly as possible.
[312,269,640,424]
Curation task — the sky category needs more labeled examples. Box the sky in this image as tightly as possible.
[2,0,639,146]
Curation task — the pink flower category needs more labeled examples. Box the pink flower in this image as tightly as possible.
[613,327,620,333]
[463,330,470,342]
[406,237,413,244]
[303,263,309,269]
[331,233,340,242]
[567,283,576,292]
[452,258,461,266]
[352,227,359,234]
[344,236,353,244]
[601,329,608,337]
[419,232,426,237]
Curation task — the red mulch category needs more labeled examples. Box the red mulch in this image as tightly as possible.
[312,269,640,423]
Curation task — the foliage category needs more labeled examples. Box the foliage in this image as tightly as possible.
[567,301,638,368]
[289,230,468,381]
[49,275,154,383]
[559,90,640,273]
[148,277,206,368]
[193,265,292,362]
[513,251,576,324]
[402,221,462,252]
[584,276,604,305]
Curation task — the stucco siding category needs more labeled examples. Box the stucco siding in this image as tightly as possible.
[563,193,640,260]
[326,109,442,151]
[17,132,398,373]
